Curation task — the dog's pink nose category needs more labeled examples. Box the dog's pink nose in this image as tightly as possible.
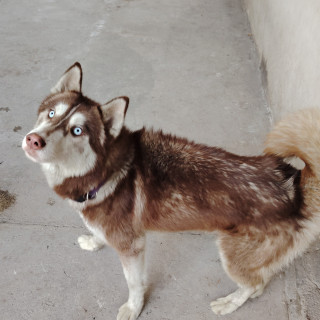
[26,133,46,150]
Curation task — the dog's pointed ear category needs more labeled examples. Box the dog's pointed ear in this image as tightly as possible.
[100,97,129,138]
[51,62,82,94]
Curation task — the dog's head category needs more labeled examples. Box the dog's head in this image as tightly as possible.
[22,62,129,180]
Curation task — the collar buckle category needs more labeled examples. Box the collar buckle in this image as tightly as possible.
[86,191,98,201]
[75,179,106,203]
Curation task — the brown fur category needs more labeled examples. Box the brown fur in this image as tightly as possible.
[53,126,304,254]
[22,63,320,319]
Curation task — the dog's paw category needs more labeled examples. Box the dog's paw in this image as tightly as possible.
[117,303,140,320]
[211,296,239,315]
[77,235,105,251]
[211,286,258,315]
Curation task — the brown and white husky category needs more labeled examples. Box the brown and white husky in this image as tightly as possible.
[22,62,320,320]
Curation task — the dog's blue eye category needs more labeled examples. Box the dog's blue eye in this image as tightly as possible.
[49,110,55,118]
[72,127,83,136]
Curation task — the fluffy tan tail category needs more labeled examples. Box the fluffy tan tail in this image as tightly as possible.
[264,108,320,178]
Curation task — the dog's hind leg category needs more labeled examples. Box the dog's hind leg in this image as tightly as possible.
[77,235,105,251]
[117,238,146,320]
[211,231,273,315]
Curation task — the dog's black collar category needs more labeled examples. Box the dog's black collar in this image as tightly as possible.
[74,179,107,203]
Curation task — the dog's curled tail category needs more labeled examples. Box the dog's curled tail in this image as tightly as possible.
[265,108,320,178]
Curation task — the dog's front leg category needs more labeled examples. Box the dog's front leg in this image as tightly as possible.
[117,244,146,320]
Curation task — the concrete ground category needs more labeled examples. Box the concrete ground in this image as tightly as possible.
[0,0,319,319]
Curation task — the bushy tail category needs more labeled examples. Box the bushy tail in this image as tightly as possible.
[264,108,320,178]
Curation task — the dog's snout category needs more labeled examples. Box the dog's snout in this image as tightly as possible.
[26,133,46,150]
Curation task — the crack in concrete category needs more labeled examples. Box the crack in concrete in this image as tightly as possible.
[303,260,320,293]
[284,262,305,320]
[307,278,320,292]
[0,220,83,229]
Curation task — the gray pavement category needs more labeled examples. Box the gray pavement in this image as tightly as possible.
[0,0,318,319]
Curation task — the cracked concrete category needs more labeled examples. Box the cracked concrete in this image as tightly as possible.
[285,241,320,320]
[0,0,319,319]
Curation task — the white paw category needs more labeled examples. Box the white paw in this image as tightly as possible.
[117,302,140,320]
[77,235,104,251]
[211,287,257,315]
[211,296,239,315]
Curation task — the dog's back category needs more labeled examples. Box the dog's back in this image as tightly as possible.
[136,129,303,232]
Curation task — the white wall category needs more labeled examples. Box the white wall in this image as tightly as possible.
[244,0,320,122]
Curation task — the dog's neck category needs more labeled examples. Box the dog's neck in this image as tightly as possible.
[73,177,109,203]
[45,128,137,202]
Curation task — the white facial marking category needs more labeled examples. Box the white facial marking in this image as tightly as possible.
[25,103,71,143]
[41,133,97,185]
[69,112,86,127]
[54,103,69,117]
[29,111,51,134]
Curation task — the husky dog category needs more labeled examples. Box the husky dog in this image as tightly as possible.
[23,63,320,320]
